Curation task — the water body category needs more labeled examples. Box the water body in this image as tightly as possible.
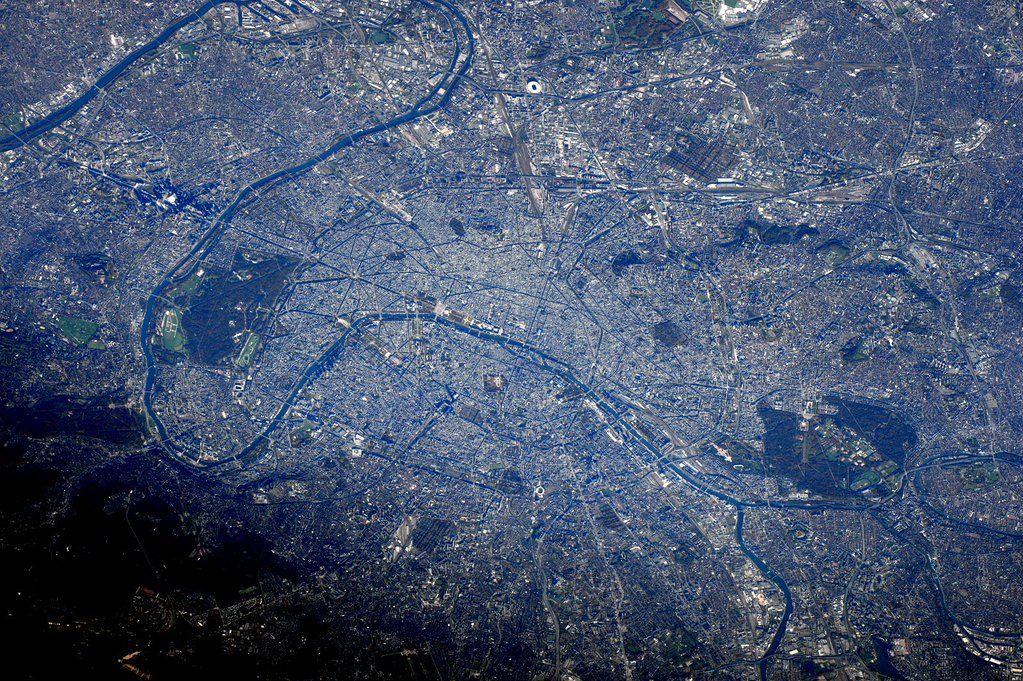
[140,0,475,450]
[156,305,800,680]
[871,636,908,680]
[915,451,1023,541]
[104,2,798,669]
[736,509,795,681]
[0,0,255,153]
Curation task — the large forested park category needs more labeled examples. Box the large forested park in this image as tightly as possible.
[3,0,1023,678]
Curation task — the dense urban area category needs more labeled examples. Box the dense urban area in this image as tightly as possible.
[3,0,1023,679]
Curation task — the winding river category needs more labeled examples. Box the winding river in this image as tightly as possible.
[7,0,801,671]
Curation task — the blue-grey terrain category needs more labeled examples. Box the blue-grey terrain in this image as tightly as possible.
[3,0,1023,679]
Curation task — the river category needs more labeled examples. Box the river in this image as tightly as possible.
[0,0,258,153]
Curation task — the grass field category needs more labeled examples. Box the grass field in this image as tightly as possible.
[235,332,261,369]
[56,316,99,346]
[161,309,186,353]
[170,271,204,299]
